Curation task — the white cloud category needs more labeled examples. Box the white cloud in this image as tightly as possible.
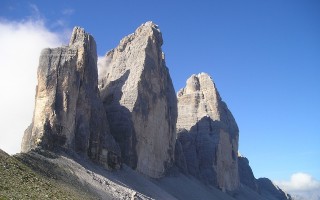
[0,18,66,154]
[274,172,320,192]
[97,55,111,79]
[274,173,320,200]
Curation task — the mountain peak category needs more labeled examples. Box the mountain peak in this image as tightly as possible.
[18,22,292,200]
[69,27,96,50]
[176,72,239,191]
[136,21,163,44]
[21,26,120,169]
[69,26,85,45]
[98,20,176,178]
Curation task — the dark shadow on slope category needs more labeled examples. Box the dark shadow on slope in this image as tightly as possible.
[101,70,138,169]
[176,116,238,188]
[15,149,173,199]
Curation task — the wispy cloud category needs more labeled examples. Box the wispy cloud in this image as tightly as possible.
[0,18,67,154]
[62,9,75,16]
[274,172,320,200]
[50,8,75,36]
[29,3,42,20]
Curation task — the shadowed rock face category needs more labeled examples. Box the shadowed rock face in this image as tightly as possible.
[257,178,293,200]
[175,73,239,192]
[99,22,177,178]
[21,27,121,169]
[238,155,293,200]
[238,156,259,192]
[18,22,293,200]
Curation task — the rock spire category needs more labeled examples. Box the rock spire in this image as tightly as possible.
[176,73,239,191]
[21,27,121,169]
[98,22,177,178]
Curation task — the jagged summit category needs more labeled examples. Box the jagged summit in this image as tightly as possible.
[136,21,163,44]
[177,73,238,135]
[179,72,219,94]
[111,21,163,58]
[69,27,91,44]
[178,73,220,99]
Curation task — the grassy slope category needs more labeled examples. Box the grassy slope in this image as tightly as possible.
[0,149,96,200]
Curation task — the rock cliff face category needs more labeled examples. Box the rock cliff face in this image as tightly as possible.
[257,178,293,200]
[238,155,293,200]
[19,22,293,199]
[98,22,177,178]
[238,155,259,192]
[176,73,239,191]
[21,27,121,169]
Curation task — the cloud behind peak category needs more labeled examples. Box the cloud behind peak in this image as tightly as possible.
[274,172,320,200]
[0,18,66,154]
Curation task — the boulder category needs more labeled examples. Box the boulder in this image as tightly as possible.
[21,27,121,169]
[99,22,177,178]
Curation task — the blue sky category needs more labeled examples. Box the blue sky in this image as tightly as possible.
[1,0,319,196]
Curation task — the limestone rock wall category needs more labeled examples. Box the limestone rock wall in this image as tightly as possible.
[176,73,239,192]
[257,178,293,200]
[238,155,259,192]
[21,27,121,169]
[19,22,291,199]
[99,22,177,178]
[238,155,293,200]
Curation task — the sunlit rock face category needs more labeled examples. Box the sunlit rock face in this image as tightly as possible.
[175,73,240,192]
[98,22,177,178]
[21,27,121,169]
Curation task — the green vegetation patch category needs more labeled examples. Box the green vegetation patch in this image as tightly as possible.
[0,149,95,200]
